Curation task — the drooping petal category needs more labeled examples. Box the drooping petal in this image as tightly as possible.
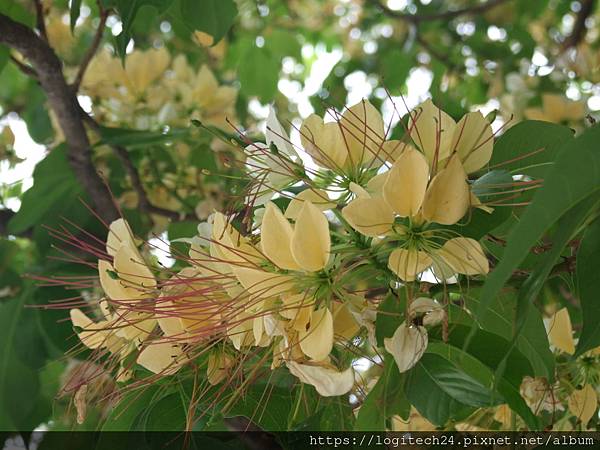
[568,384,597,427]
[291,202,331,272]
[265,107,298,159]
[260,202,301,270]
[341,196,394,237]
[408,99,456,165]
[70,309,111,349]
[339,100,385,168]
[285,189,335,220]
[383,145,429,217]
[421,154,470,225]
[299,307,334,361]
[332,301,360,340]
[388,248,432,281]
[300,114,347,169]
[546,308,575,355]
[384,322,428,373]
[409,297,445,327]
[286,361,355,397]
[136,341,185,375]
[450,111,494,174]
[437,237,489,275]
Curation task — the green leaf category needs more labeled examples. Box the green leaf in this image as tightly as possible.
[405,353,497,427]
[575,217,600,356]
[472,124,600,350]
[8,145,84,234]
[101,385,161,431]
[224,386,293,431]
[178,0,237,43]
[355,359,409,430]
[102,0,174,35]
[375,291,405,347]
[463,290,553,381]
[0,0,34,27]
[70,0,82,31]
[238,45,280,103]
[489,120,573,179]
[97,126,188,148]
[0,45,9,75]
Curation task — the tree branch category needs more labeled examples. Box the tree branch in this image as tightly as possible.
[72,4,108,90]
[561,0,596,50]
[0,13,119,223]
[368,0,510,23]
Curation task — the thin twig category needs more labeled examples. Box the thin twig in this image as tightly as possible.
[73,4,108,90]
[561,0,597,50]
[368,0,510,23]
[33,0,48,41]
[10,54,38,78]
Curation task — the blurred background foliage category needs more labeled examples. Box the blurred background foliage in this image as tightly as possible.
[0,0,599,439]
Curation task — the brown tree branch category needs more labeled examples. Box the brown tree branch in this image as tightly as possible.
[561,0,597,50]
[368,0,511,23]
[33,0,48,41]
[0,13,119,223]
[72,4,108,90]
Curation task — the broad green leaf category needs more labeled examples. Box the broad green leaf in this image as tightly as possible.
[0,45,8,75]
[355,359,409,430]
[375,290,405,347]
[70,0,82,31]
[405,353,496,426]
[101,385,161,431]
[575,217,600,356]
[178,0,237,43]
[224,386,293,431]
[489,120,573,179]
[238,46,280,103]
[472,124,600,350]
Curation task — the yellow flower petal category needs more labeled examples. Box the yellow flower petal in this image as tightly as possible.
[568,384,598,427]
[113,244,156,297]
[286,361,354,396]
[388,248,432,281]
[381,140,406,163]
[384,322,428,372]
[136,341,185,375]
[422,154,470,225]
[207,352,234,385]
[232,267,294,298]
[69,309,110,349]
[98,259,131,301]
[409,297,445,326]
[341,196,394,237]
[290,202,330,272]
[106,218,136,257]
[260,202,301,270]
[383,145,429,217]
[408,99,456,165]
[339,100,385,167]
[547,308,576,355]
[437,237,489,275]
[299,307,334,361]
[451,111,494,173]
[285,189,335,220]
[300,114,347,169]
[332,301,360,340]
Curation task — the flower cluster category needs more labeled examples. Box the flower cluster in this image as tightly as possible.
[70,99,501,400]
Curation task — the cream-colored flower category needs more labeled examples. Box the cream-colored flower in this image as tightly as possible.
[286,361,354,396]
[408,99,494,174]
[384,322,428,373]
[299,100,386,172]
[342,147,488,281]
[520,376,564,414]
[524,94,585,123]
